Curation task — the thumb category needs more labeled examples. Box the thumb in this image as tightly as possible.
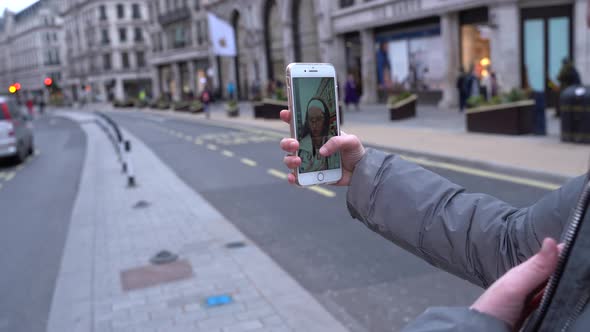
[507,238,559,298]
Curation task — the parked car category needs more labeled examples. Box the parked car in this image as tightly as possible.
[0,96,34,163]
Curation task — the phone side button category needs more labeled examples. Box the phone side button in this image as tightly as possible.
[317,172,324,181]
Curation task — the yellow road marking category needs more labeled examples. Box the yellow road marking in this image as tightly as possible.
[221,150,234,157]
[241,158,257,167]
[4,172,15,181]
[267,168,288,180]
[194,139,203,145]
[401,156,561,191]
[307,186,336,198]
[206,144,218,151]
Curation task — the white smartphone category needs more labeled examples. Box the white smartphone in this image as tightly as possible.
[285,63,342,186]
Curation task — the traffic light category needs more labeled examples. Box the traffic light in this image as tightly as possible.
[14,83,21,91]
[44,77,53,87]
[8,85,16,94]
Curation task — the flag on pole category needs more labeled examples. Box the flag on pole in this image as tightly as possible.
[207,13,236,57]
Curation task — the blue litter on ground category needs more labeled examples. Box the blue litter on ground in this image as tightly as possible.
[205,294,233,307]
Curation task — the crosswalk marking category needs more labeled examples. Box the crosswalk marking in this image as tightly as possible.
[221,150,234,157]
[240,158,257,167]
[307,186,336,198]
[267,169,288,180]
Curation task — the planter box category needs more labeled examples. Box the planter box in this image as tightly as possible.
[388,95,417,120]
[466,100,535,135]
[254,98,288,119]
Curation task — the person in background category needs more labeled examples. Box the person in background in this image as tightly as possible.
[38,96,46,115]
[344,74,360,112]
[557,58,581,90]
[26,98,34,116]
[227,81,236,100]
[456,67,467,112]
[463,64,480,104]
[201,85,212,119]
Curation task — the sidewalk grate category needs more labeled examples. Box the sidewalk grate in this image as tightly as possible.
[120,260,193,291]
[132,200,151,209]
[225,241,246,249]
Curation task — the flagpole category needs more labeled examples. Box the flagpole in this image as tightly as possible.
[216,56,222,99]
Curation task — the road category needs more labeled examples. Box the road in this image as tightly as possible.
[0,116,86,332]
[108,110,555,332]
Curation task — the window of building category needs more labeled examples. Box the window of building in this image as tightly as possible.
[194,0,200,10]
[99,5,107,20]
[132,4,141,19]
[196,20,202,45]
[121,52,130,68]
[136,51,146,67]
[119,28,127,42]
[101,29,110,44]
[103,53,112,70]
[117,4,125,19]
[134,27,143,42]
[340,0,355,8]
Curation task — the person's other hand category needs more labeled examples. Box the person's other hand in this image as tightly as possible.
[279,109,366,186]
[471,238,560,330]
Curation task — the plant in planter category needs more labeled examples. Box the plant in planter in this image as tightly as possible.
[387,91,417,120]
[155,99,170,110]
[255,88,288,119]
[226,100,239,117]
[466,88,535,135]
[189,100,204,113]
[173,101,190,112]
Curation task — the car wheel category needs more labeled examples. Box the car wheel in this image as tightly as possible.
[28,140,34,156]
[12,142,26,164]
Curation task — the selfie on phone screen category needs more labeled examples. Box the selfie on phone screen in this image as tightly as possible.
[292,77,340,174]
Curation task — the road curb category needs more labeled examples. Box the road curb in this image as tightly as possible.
[111,108,575,188]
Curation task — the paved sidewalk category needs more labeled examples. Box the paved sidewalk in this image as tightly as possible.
[183,102,588,179]
[47,111,347,332]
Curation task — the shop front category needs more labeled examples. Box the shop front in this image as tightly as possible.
[521,4,573,106]
[374,17,445,103]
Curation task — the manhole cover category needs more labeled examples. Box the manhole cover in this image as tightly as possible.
[225,241,246,249]
[120,259,193,291]
[150,250,178,265]
[205,294,233,308]
[133,200,150,209]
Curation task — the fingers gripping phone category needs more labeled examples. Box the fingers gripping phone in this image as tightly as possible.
[286,63,343,186]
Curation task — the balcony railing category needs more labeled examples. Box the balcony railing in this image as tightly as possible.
[158,7,190,26]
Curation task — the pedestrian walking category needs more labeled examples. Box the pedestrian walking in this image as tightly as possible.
[558,58,581,89]
[456,67,467,112]
[278,108,589,331]
[38,97,46,115]
[344,74,360,111]
[201,86,212,119]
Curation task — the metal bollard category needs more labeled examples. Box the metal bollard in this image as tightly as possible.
[124,140,136,188]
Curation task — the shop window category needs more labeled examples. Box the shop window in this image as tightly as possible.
[461,24,491,78]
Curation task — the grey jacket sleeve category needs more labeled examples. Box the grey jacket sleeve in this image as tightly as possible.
[401,307,510,332]
[347,149,586,288]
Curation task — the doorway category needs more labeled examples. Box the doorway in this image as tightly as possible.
[521,5,573,106]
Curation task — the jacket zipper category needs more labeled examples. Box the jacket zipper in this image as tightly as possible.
[523,180,590,331]
[561,293,590,332]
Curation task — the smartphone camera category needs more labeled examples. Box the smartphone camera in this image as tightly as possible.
[304,70,307,72]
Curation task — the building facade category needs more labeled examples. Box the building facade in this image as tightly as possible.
[0,0,64,102]
[147,0,211,102]
[60,0,152,102]
[186,0,589,108]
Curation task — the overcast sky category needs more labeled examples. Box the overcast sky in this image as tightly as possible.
[1,0,38,14]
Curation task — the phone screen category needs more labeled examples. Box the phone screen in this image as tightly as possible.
[292,77,341,174]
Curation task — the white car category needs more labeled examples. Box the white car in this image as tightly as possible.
[0,96,34,163]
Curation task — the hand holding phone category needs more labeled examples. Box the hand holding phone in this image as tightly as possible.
[285,63,342,186]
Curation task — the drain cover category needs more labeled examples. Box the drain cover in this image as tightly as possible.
[205,294,233,308]
[133,200,151,209]
[150,250,178,265]
[225,241,246,249]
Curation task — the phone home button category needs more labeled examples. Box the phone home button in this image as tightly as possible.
[317,172,324,181]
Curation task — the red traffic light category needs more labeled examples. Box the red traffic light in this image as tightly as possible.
[44,77,53,86]
[14,83,21,91]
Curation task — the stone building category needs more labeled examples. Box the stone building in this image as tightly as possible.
[0,0,64,102]
[146,0,211,102]
[60,0,152,102]
[150,0,589,108]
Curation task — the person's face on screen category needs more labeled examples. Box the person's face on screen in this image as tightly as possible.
[307,106,325,138]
